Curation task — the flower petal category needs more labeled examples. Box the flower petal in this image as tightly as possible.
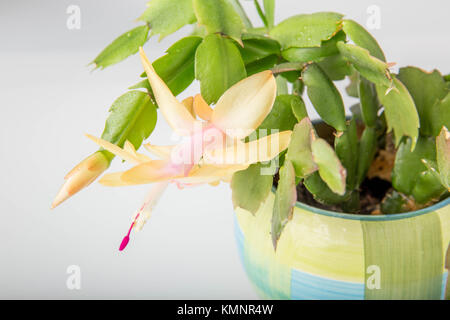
[121,160,181,185]
[140,48,200,135]
[204,131,292,165]
[182,96,196,118]
[175,164,249,184]
[133,181,169,231]
[99,172,135,187]
[123,141,152,162]
[143,143,175,159]
[211,70,277,139]
[85,134,144,164]
[193,94,213,121]
[52,152,110,208]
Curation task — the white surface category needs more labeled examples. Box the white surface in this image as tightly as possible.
[0,0,449,299]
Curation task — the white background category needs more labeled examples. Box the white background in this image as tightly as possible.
[0,0,449,299]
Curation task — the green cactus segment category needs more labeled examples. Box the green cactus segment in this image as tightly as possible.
[286,119,317,178]
[317,54,354,81]
[346,72,360,98]
[302,63,346,131]
[361,213,443,299]
[356,127,377,187]
[271,160,297,249]
[133,36,202,96]
[304,172,349,205]
[245,55,279,76]
[281,31,346,63]
[139,0,196,40]
[311,138,346,196]
[337,42,391,87]
[335,119,359,190]
[91,26,149,70]
[292,79,304,96]
[429,93,450,137]
[100,91,157,153]
[270,12,343,49]
[290,95,308,122]
[275,76,288,96]
[392,136,437,195]
[380,191,410,214]
[256,95,305,137]
[397,67,448,136]
[436,127,450,190]
[376,78,420,149]
[193,0,245,44]
[342,19,386,62]
[195,34,246,104]
[358,77,379,128]
[239,34,281,65]
[412,170,446,204]
[231,163,273,215]
[263,0,275,29]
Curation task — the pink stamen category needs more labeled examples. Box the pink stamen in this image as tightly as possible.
[118,182,170,251]
[119,204,144,251]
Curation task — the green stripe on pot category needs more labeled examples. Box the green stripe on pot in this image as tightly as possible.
[361,213,443,299]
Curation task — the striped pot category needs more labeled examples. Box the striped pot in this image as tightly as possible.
[235,192,450,300]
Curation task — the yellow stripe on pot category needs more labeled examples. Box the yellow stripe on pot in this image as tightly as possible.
[236,193,365,285]
[278,201,365,283]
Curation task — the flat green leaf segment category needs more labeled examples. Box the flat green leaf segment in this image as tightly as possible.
[193,0,245,43]
[100,91,157,152]
[271,160,296,249]
[342,19,386,61]
[337,42,391,87]
[397,67,449,136]
[139,0,196,40]
[231,163,273,214]
[392,136,437,195]
[302,63,346,131]
[135,36,202,96]
[239,34,280,65]
[263,0,275,29]
[335,119,358,190]
[304,172,348,205]
[380,191,410,214]
[361,213,443,299]
[270,12,343,49]
[429,93,450,137]
[436,127,450,190]
[239,34,280,76]
[257,95,306,135]
[376,78,420,149]
[195,34,246,104]
[358,77,378,128]
[312,138,346,196]
[286,119,317,178]
[92,26,149,69]
[281,31,345,63]
[356,127,377,187]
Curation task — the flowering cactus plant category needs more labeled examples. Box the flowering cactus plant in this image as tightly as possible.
[53,0,450,249]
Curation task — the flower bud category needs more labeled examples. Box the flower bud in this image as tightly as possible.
[51,151,111,208]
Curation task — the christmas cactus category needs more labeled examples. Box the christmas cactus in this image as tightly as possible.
[52,0,450,249]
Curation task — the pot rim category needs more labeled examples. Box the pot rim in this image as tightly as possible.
[271,187,450,221]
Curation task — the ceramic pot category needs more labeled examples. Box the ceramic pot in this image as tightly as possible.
[235,193,450,300]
